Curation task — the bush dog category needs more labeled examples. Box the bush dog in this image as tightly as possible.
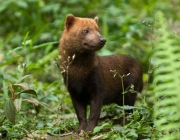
[59,14,143,132]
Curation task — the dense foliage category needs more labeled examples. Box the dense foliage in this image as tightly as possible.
[0,0,180,139]
[152,11,180,140]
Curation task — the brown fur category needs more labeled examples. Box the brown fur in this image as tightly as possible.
[59,14,143,132]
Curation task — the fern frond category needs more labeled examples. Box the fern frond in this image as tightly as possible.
[152,11,180,140]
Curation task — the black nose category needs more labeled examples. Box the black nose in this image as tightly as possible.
[99,38,106,44]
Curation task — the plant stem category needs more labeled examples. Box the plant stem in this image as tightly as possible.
[120,75,125,126]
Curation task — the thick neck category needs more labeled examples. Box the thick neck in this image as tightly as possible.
[60,49,98,69]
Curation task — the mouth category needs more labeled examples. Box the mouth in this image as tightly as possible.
[83,43,104,51]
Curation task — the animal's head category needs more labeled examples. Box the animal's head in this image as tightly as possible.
[61,14,106,53]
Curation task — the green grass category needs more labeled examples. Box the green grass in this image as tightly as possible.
[1,0,180,139]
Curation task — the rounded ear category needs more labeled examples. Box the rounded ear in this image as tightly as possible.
[65,14,75,30]
[94,16,98,23]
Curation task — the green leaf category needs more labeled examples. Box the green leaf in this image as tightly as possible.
[0,56,20,67]
[119,105,136,110]
[27,49,58,69]
[126,129,138,138]
[4,98,16,124]
[14,98,22,112]
[30,41,58,51]
[153,11,180,140]
[23,97,39,106]
[113,125,124,132]
[22,39,32,46]
[22,32,30,48]
[15,75,31,84]
[93,123,112,133]
[16,89,37,97]
[37,121,45,129]
[13,83,29,90]
[16,0,28,9]
[7,47,23,55]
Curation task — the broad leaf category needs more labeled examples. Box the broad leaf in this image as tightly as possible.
[4,98,16,124]
[22,97,39,106]
[93,123,112,133]
[14,98,22,112]
[15,75,31,84]
[15,89,37,96]
[13,83,29,90]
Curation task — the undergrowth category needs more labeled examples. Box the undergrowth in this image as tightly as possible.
[152,11,180,140]
[1,0,180,140]
[0,25,155,140]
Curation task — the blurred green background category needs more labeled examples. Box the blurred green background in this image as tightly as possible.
[0,0,180,139]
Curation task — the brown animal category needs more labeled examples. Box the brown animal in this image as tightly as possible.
[59,14,143,132]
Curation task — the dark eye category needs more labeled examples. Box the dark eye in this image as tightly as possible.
[83,29,89,34]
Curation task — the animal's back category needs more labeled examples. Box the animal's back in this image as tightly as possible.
[99,55,143,105]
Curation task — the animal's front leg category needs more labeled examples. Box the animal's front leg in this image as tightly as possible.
[85,93,103,131]
[71,96,87,131]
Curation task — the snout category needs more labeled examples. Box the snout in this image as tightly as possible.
[99,38,106,45]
